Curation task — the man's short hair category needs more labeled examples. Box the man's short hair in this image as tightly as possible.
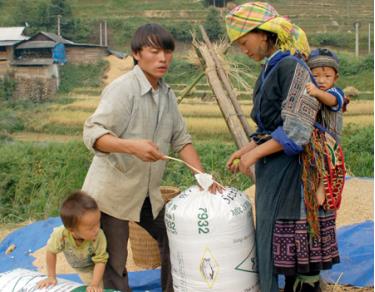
[60,190,98,229]
[131,23,175,54]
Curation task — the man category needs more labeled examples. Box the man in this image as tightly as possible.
[82,23,209,292]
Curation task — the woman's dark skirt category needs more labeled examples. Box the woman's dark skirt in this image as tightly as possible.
[273,213,340,276]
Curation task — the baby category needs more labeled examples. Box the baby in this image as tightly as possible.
[306,48,347,206]
[37,191,108,292]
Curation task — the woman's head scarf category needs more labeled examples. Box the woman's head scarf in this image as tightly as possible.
[225,2,310,57]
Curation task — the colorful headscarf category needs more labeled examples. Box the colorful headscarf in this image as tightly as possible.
[225,2,310,56]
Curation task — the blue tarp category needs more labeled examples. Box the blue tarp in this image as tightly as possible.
[52,43,67,64]
[322,220,374,287]
[0,218,161,292]
[0,218,373,289]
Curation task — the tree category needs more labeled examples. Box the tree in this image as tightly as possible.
[48,0,72,17]
[203,7,225,41]
[202,0,228,8]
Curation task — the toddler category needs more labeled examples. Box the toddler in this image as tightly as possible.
[37,191,108,292]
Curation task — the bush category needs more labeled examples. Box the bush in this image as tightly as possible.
[165,59,201,84]
[201,0,228,7]
[203,7,225,41]
[165,21,195,42]
[0,75,16,101]
[341,124,374,177]
[309,33,353,48]
[0,141,92,223]
[309,32,370,51]
[338,53,373,76]
[58,60,108,93]
[0,109,24,134]
[336,53,373,92]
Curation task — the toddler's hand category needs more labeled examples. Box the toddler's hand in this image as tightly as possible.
[305,82,318,96]
[86,284,103,292]
[36,277,57,288]
[315,182,325,206]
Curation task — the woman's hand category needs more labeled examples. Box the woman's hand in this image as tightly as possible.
[226,150,242,173]
[238,151,259,177]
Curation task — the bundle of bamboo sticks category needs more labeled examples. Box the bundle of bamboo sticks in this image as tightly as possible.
[191,26,256,182]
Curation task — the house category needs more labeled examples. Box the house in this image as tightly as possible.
[0,27,28,61]
[14,32,108,65]
[1,28,114,101]
[0,27,28,75]
[9,31,109,100]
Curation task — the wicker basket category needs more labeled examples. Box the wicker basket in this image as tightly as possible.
[128,186,180,269]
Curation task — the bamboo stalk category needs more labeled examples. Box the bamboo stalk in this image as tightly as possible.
[199,25,253,138]
[192,36,256,182]
[193,40,249,148]
[177,71,205,104]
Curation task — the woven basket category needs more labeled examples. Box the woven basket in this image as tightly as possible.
[129,186,180,269]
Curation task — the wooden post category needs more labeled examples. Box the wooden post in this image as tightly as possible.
[57,15,61,36]
[104,20,108,47]
[354,22,360,57]
[199,25,253,138]
[369,23,372,55]
[99,22,103,46]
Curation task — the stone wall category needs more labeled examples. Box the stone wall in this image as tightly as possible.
[65,46,108,64]
[11,65,59,101]
[13,76,58,101]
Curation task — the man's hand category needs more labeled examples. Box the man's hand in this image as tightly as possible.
[36,277,57,289]
[208,181,224,194]
[305,82,320,97]
[86,285,103,292]
[129,140,166,162]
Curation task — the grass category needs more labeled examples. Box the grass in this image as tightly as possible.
[69,0,206,16]
[0,141,92,223]
[342,124,374,177]
[46,110,90,126]
[58,60,109,93]
[0,121,372,224]
[0,140,249,223]
[3,93,373,137]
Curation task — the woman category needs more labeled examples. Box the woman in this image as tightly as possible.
[225,2,340,292]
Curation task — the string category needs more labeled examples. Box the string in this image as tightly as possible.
[164,155,225,189]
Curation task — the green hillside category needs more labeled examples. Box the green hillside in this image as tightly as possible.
[0,0,373,51]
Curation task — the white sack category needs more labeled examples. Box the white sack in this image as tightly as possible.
[0,268,81,291]
[165,186,260,292]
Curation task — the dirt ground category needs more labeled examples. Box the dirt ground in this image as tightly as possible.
[102,55,134,85]
[1,57,373,291]
[0,178,372,291]
[244,177,374,228]
[244,177,374,291]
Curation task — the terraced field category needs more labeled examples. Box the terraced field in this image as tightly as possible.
[10,86,374,143]
[0,0,373,36]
